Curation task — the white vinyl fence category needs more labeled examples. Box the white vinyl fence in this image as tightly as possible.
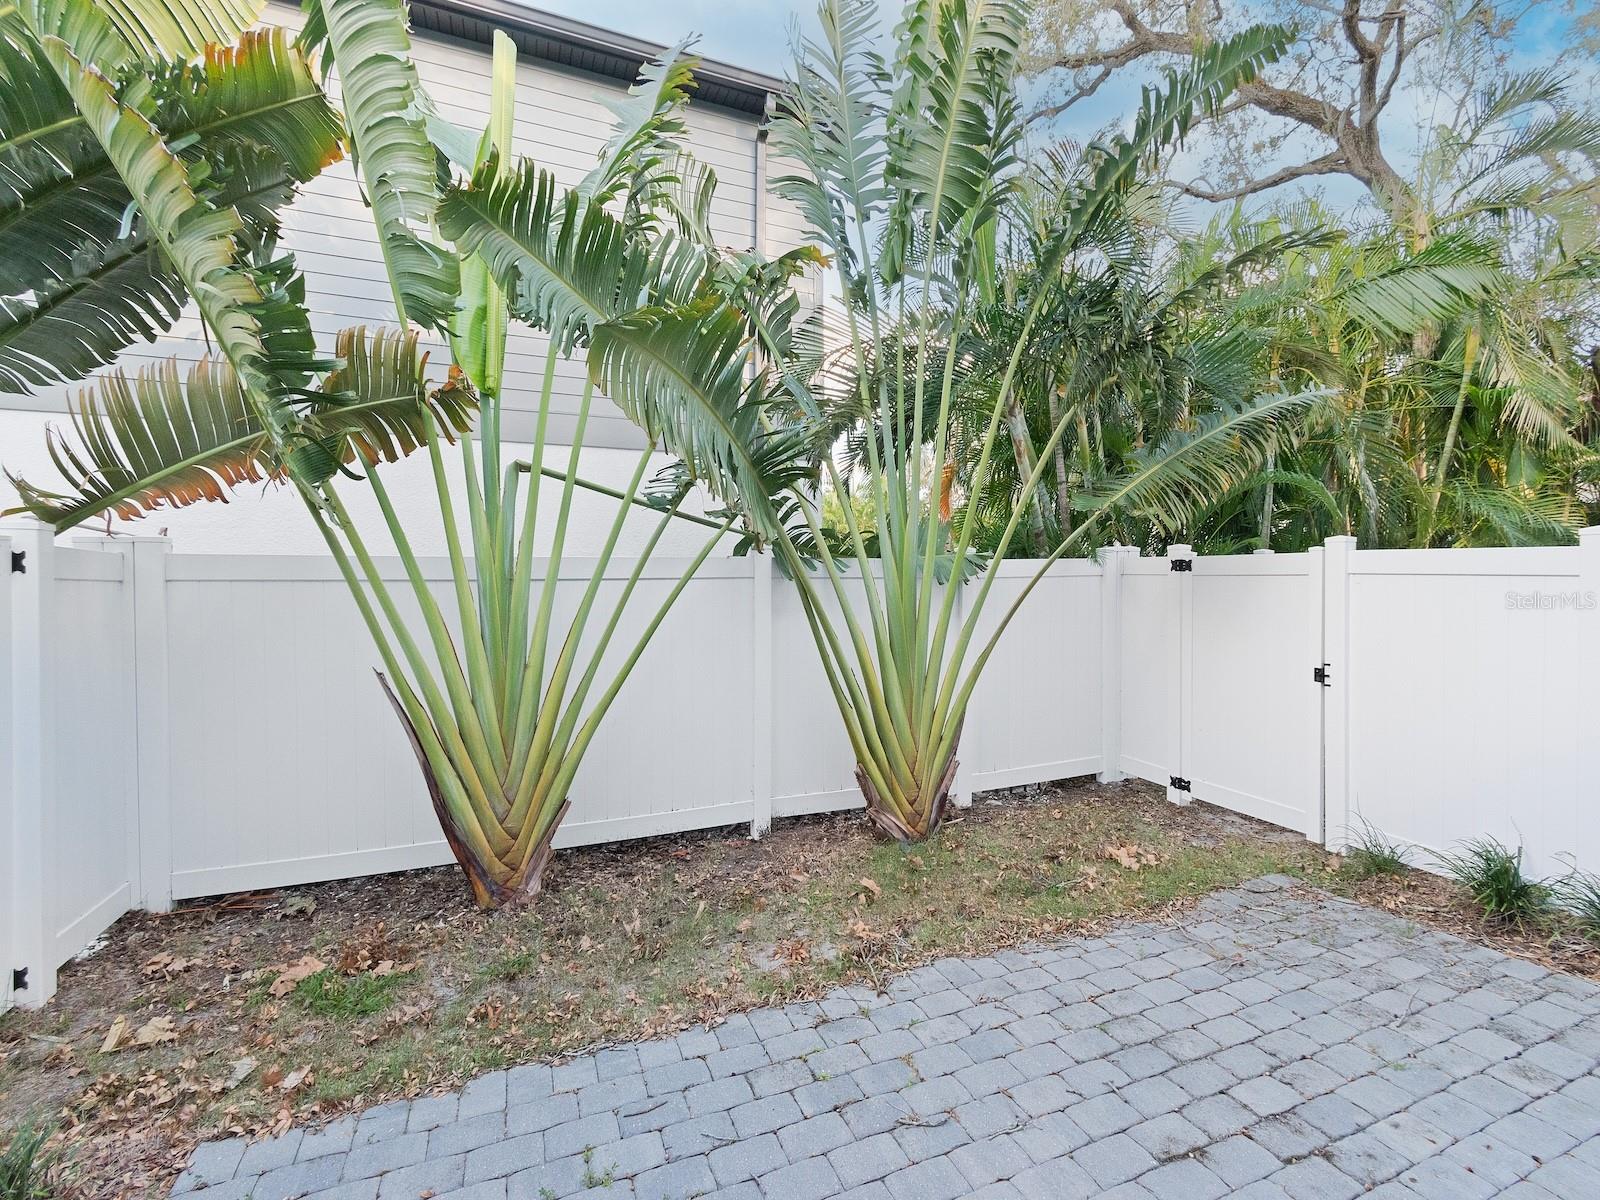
[3,518,1598,1009]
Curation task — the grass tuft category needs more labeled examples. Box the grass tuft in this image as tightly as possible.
[1553,871,1600,941]
[1437,837,1548,922]
[1,1117,69,1200]
[292,970,407,1019]
[1340,819,1412,880]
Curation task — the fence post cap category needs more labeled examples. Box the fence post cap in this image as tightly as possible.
[1579,526,1600,546]
[0,515,51,534]
[71,531,172,547]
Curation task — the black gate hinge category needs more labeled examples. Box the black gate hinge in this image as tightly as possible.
[9,549,23,574]
[1313,664,1331,686]
[1169,775,1191,792]
[11,967,27,991]
[1169,558,1193,572]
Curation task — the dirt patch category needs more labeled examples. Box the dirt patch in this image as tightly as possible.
[1,778,1593,1197]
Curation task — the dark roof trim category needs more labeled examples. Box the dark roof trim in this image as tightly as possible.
[409,0,784,116]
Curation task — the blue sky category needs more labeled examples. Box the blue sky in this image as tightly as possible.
[527,0,1596,223]
[533,0,882,76]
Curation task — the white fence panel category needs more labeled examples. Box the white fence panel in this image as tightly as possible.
[769,567,879,818]
[12,522,1599,1012]
[163,555,764,899]
[965,560,1102,791]
[0,532,14,1009]
[48,548,137,965]
[165,555,450,898]
[557,558,756,845]
[1118,555,1179,788]
[1334,543,1596,879]
[1185,551,1324,840]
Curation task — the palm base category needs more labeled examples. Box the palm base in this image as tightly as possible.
[853,736,961,843]
[380,672,570,910]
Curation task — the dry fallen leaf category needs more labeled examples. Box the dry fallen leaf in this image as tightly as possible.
[277,1065,311,1093]
[268,955,326,998]
[140,953,196,977]
[101,1015,129,1054]
[858,877,882,900]
[1102,843,1163,871]
[225,1057,256,1091]
[133,1016,179,1047]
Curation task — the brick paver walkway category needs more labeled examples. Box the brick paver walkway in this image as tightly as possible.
[172,876,1600,1199]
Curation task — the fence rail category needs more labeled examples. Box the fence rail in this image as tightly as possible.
[4,517,1597,1010]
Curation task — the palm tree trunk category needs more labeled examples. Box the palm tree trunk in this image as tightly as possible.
[1002,391,1050,555]
[1422,326,1480,545]
[1259,445,1275,549]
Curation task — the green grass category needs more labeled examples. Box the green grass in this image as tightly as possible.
[1340,819,1413,880]
[1553,870,1600,941]
[1,1117,68,1200]
[292,970,408,1018]
[580,1147,617,1189]
[1437,838,1549,922]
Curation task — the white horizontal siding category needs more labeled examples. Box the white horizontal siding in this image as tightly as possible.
[1,1,816,452]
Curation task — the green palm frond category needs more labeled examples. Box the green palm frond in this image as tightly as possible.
[582,39,697,218]
[1441,480,1581,546]
[889,0,1024,242]
[1078,390,1324,534]
[18,0,263,65]
[302,0,458,330]
[0,249,186,393]
[587,297,815,536]
[1037,24,1292,283]
[28,11,316,428]
[0,27,342,392]
[299,325,476,475]
[1337,233,1507,339]
[4,325,473,530]
[5,356,276,527]
[160,29,344,183]
[770,0,887,280]
[438,158,709,352]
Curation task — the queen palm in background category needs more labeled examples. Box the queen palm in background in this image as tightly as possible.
[961,65,1600,556]
[1,0,808,906]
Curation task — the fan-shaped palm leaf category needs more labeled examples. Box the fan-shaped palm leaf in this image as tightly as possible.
[588,297,814,535]
[0,26,341,392]
[5,325,472,529]
[300,0,457,330]
[438,158,709,351]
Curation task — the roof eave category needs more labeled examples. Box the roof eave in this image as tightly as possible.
[408,0,785,116]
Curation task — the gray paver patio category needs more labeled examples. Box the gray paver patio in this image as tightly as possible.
[170,876,1600,1199]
